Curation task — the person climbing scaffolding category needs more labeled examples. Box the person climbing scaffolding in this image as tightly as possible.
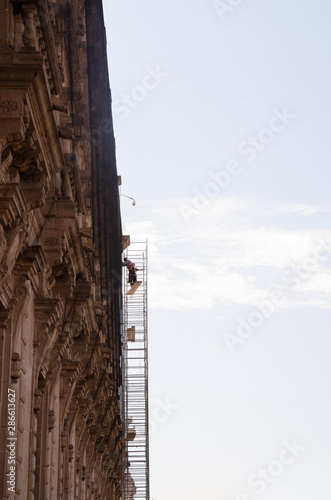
[122,257,141,286]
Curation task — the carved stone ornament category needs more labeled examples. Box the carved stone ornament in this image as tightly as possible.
[34,389,42,414]
[69,444,74,462]
[11,352,21,382]
[48,409,56,432]
[48,2,56,25]
[0,101,18,113]
[12,153,43,182]
[44,236,58,247]
[1,132,48,209]
[21,4,38,50]
[60,432,66,452]
[23,102,31,128]
[1,134,44,194]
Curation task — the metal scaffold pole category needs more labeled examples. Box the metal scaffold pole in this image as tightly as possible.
[121,241,150,500]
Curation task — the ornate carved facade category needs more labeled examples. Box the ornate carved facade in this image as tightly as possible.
[0,1,124,498]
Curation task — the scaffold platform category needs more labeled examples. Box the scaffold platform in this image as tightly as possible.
[121,242,150,500]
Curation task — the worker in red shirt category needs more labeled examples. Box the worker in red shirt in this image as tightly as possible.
[122,257,141,286]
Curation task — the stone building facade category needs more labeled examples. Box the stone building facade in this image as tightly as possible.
[0,0,125,498]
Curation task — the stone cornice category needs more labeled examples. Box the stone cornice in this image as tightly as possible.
[14,244,46,281]
[0,183,27,226]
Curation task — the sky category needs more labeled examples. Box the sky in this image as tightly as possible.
[103,1,331,499]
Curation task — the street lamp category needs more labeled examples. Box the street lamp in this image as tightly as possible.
[120,194,136,206]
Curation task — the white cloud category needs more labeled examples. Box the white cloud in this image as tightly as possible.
[123,198,331,311]
[274,204,330,216]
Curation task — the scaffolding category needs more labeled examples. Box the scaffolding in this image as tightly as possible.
[121,242,150,500]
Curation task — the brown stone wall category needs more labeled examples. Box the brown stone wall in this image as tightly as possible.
[0,1,123,498]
